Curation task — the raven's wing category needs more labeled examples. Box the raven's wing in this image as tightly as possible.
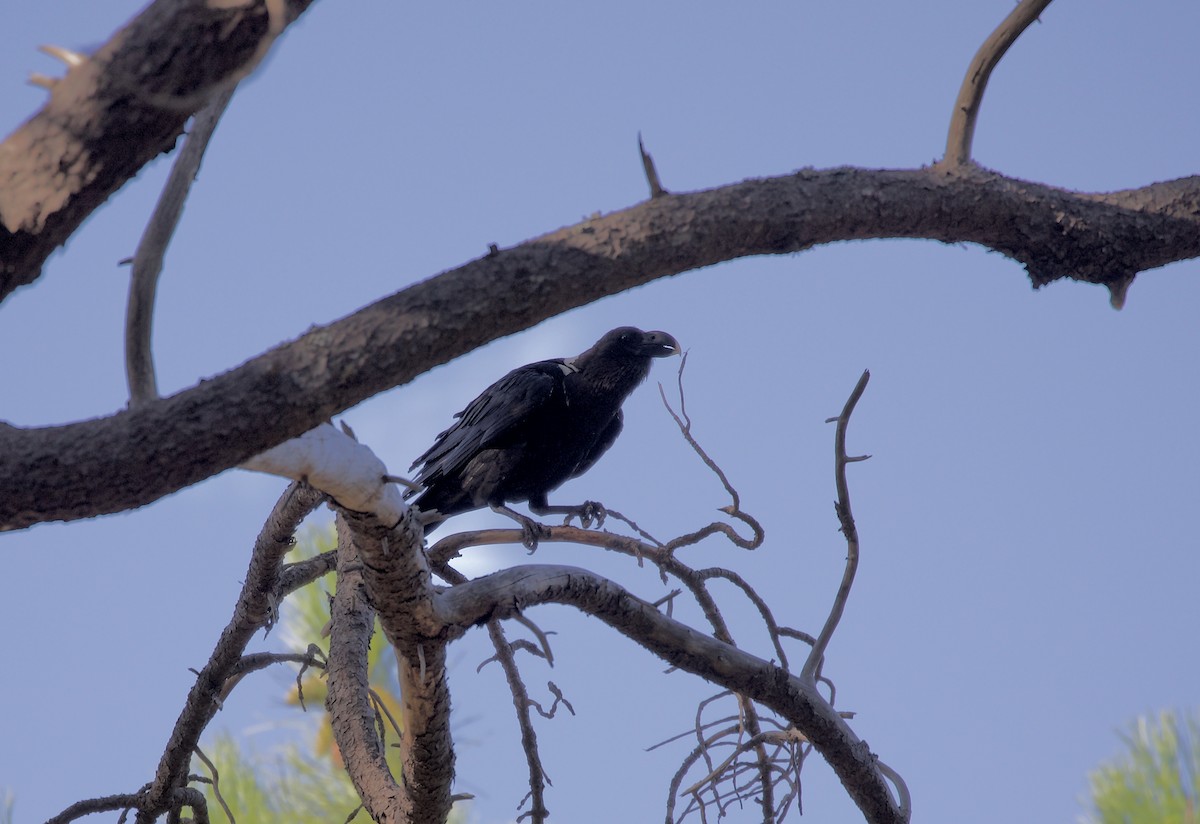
[408,360,568,493]
[570,409,623,480]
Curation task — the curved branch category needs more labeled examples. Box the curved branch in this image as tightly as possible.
[803,370,870,682]
[135,481,321,823]
[126,87,237,407]
[437,565,905,824]
[47,793,141,824]
[0,0,313,295]
[3,166,1198,531]
[942,0,1054,166]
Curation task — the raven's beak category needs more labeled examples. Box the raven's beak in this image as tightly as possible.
[644,331,681,358]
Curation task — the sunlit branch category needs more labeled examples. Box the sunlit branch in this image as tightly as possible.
[942,0,1054,166]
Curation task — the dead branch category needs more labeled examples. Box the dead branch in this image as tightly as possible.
[325,517,406,823]
[0,0,310,294]
[221,649,327,706]
[487,620,552,824]
[131,481,320,824]
[433,557,554,822]
[191,747,236,824]
[4,163,1199,531]
[437,564,904,824]
[337,507,455,823]
[47,794,142,824]
[279,549,338,595]
[125,86,237,407]
[639,132,668,198]
[942,0,1054,167]
[803,370,871,682]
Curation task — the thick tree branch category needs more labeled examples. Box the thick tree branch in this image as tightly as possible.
[2,166,1198,531]
[341,508,455,823]
[0,0,312,295]
[326,517,406,822]
[437,565,905,824]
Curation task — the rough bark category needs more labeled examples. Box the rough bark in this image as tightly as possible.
[0,0,315,296]
[2,165,1198,531]
[438,564,905,824]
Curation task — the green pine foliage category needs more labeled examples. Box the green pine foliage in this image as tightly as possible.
[1086,710,1200,824]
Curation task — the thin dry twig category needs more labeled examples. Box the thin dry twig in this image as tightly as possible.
[803,370,871,682]
[876,759,913,820]
[658,353,764,550]
[638,132,668,198]
[219,649,326,705]
[47,794,143,824]
[125,86,236,406]
[942,0,1054,166]
[486,619,552,824]
[191,746,235,824]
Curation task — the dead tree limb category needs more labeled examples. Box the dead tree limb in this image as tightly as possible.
[0,0,313,295]
[438,565,905,824]
[2,162,1196,532]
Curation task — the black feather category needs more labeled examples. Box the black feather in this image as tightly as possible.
[408,327,680,532]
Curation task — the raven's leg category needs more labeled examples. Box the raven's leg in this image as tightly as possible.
[528,500,607,530]
[490,504,547,551]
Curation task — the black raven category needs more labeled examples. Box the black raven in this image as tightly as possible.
[407,327,680,540]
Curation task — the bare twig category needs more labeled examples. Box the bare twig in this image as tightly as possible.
[876,758,912,820]
[125,86,236,407]
[191,746,236,824]
[279,549,337,594]
[512,614,557,665]
[658,354,765,550]
[486,619,552,824]
[368,687,406,743]
[47,794,142,824]
[638,132,668,198]
[220,649,326,705]
[802,371,871,682]
[942,0,1054,167]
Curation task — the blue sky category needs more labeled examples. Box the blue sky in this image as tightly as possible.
[2,2,1198,823]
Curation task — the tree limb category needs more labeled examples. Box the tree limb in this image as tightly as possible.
[325,516,406,822]
[335,508,455,824]
[942,0,1054,167]
[0,0,313,296]
[135,481,321,823]
[803,370,870,682]
[437,565,905,824]
[126,86,237,407]
[3,164,1195,531]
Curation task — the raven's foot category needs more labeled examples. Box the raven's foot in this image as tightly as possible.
[491,504,549,552]
[569,500,607,530]
[529,500,607,530]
